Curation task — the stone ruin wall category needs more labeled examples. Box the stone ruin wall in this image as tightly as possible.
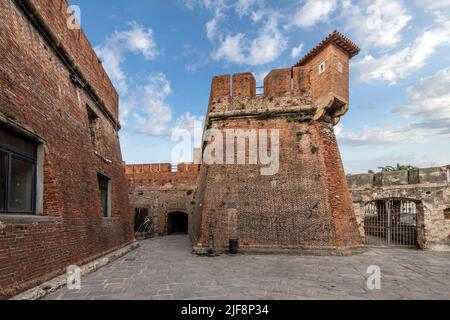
[347,166,450,251]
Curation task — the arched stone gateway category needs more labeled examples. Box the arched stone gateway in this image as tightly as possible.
[348,166,450,251]
[167,211,188,235]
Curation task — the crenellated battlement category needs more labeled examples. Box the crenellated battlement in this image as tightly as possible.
[125,163,200,187]
[210,31,360,110]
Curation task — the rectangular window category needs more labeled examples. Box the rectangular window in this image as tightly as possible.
[0,151,6,211]
[9,156,35,212]
[98,173,111,218]
[319,61,326,75]
[0,127,37,214]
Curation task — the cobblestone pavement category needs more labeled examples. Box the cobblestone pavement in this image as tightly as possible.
[45,235,450,300]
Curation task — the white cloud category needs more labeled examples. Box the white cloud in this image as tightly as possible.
[170,112,205,163]
[121,73,172,136]
[235,0,261,18]
[202,0,228,40]
[353,20,450,84]
[212,17,287,65]
[339,68,450,149]
[342,0,411,49]
[172,112,204,135]
[182,44,208,73]
[95,22,158,94]
[336,124,427,146]
[206,15,223,40]
[171,112,205,148]
[291,0,337,28]
[395,67,450,136]
[179,0,199,10]
[290,43,304,58]
[415,0,450,10]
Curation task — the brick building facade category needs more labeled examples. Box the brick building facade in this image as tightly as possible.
[0,0,134,299]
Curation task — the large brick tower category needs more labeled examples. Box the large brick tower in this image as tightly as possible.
[191,31,363,254]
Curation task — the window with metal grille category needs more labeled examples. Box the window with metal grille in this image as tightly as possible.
[0,127,37,213]
[97,173,111,217]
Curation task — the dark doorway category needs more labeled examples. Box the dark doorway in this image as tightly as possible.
[168,212,188,235]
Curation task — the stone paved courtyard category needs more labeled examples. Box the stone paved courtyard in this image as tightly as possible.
[45,235,450,300]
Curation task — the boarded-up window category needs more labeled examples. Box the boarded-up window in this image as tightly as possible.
[86,105,99,150]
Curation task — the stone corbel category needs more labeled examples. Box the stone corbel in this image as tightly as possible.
[313,93,349,126]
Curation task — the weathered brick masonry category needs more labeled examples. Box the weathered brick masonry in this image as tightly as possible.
[128,32,363,254]
[0,0,134,299]
[190,32,362,253]
[126,163,200,236]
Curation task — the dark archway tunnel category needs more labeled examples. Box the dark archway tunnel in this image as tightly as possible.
[168,211,188,235]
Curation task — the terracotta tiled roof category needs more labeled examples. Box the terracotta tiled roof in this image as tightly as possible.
[294,31,360,67]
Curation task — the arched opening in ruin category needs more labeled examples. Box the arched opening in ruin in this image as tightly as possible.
[363,198,421,248]
[167,211,188,235]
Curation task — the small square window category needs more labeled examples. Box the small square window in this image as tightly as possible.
[319,61,326,75]
[338,61,343,73]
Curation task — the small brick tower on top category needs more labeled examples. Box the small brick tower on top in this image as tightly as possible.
[191,31,363,254]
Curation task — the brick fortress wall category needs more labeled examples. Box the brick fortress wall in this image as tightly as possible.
[124,32,363,254]
[125,164,200,237]
[191,32,363,253]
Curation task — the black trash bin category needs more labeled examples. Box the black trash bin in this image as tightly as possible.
[229,238,239,254]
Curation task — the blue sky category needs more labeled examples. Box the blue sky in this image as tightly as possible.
[73,0,450,174]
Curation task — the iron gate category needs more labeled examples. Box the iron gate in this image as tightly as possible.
[364,199,418,247]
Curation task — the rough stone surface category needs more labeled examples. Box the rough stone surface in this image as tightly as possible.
[348,166,450,251]
[11,241,139,300]
[45,236,450,300]
[0,0,134,299]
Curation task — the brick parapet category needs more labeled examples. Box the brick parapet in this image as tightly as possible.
[125,163,201,187]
